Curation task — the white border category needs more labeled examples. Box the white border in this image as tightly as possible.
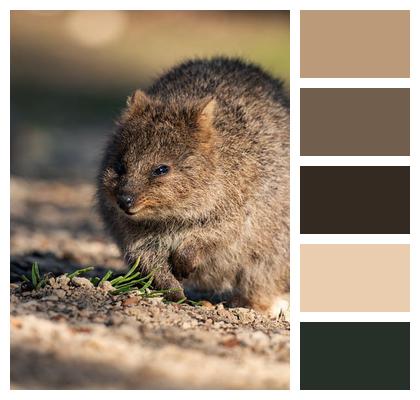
[2,1,10,397]
[300,313,412,322]
[2,0,419,398]
[300,79,411,88]
[289,6,300,391]
[300,234,411,245]
[300,156,411,166]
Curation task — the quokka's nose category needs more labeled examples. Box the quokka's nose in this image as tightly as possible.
[117,193,135,212]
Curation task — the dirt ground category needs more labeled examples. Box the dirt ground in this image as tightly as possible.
[10,177,290,389]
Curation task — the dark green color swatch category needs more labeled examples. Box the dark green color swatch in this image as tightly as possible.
[300,322,410,390]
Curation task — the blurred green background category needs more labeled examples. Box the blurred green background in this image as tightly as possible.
[11,11,289,181]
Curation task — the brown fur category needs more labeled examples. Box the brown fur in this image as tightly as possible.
[96,57,289,314]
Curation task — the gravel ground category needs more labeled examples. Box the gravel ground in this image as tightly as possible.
[10,177,290,389]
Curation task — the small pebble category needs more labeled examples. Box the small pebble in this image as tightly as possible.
[148,297,163,305]
[98,281,114,292]
[43,295,59,301]
[55,289,66,299]
[71,277,94,289]
[56,275,70,287]
[181,321,192,329]
[222,336,241,348]
[235,308,255,324]
[199,300,214,309]
[48,277,57,288]
[122,297,140,307]
[79,309,91,318]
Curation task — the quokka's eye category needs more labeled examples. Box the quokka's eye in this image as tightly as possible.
[151,164,170,177]
[114,160,126,175]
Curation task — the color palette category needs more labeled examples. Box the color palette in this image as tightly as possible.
[299,9,411,391]
[300,89,410,156]
[300,245,410,312]
[300,10,410,77]
[300,323,410,389]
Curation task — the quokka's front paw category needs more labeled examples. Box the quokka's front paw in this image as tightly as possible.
[152,272,186,302]
[163,286,186,302]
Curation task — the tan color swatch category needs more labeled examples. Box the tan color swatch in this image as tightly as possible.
[301,244,410,312]
[301,11,410,77]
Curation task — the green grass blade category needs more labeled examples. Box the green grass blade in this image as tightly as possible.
[90,277,100,286]
[34,262,41,282]
[36,278,46,290]
[111,286,137,295]
[137,267,159,283]
[123,271,141,281]
[142,275,154,290]
[110,271,140,286]
[146,293,164,298]
[113,278,145,291]
[175,297,187,304]
[20,275,30,283]
[98,270,113,286]
[162,287,183,294]
[68,267,94,279]
[110,276,125,285]
[187,300,202,306]
[123,256,141,278]
[31,263,38,287]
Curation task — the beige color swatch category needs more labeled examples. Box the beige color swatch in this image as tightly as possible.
[301,11,410,77]
[301,244,410,312]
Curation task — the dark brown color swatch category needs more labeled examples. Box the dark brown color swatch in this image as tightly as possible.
[300,89,410,156]
[301,11,410,78]
[300,167,410,234]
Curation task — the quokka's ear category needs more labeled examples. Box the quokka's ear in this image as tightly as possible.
[120,89,150,123]
[196,98,219,152]
[197,98,217,131]
[126,89,150,109]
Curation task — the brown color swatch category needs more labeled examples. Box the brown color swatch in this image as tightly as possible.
[301,11,410,77]
[300,88,410,156]
[300,244,410,312]
[300,166,410,234]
